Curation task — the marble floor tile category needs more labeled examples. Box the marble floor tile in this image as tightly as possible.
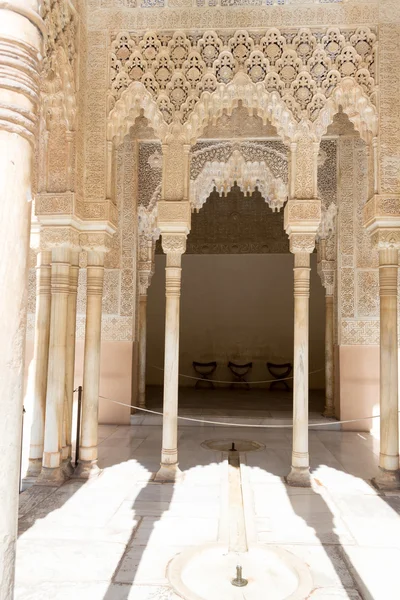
[16,419,400,600]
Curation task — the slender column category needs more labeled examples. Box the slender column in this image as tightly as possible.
[155,234,186,482]
[317,240,336,418]
[287,251,312,487]
[0,4,43,594]
[38,246,70,484]
[27,250,52,476]
[138,269,153,408]
[373,248,400,489]
[74,251,104,478]
[324,293,335,417]
[61,250,79,473]
[138,293,148,408]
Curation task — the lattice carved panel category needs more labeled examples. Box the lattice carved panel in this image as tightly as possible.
[108,27,377,129]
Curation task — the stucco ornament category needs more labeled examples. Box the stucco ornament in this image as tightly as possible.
[108,27,378,144]
[317,202,337,241]
[190,149,288,213]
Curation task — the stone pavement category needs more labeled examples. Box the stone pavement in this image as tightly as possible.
[15,421,400,599]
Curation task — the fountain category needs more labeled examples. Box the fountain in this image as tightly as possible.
[167,441,313,600]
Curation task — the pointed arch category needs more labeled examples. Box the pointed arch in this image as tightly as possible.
[107,81,168,146]
[184,72,298,144]
[313,78,378,144]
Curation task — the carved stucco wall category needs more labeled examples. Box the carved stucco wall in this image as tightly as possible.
[337,136,380,345]
[28,1,400,348]
[27,133,138,342]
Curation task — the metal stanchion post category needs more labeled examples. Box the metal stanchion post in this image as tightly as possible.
[75,386,83,467]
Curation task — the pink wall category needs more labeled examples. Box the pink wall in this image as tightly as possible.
[24,338,382,431]
[74,341,133,425]
[24,339,133,425]
[337,345,380,432]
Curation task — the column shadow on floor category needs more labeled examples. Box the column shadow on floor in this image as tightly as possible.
[16,420,400,600]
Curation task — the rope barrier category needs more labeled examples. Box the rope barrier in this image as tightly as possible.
[149,365,324,385]
[98,395,388,429]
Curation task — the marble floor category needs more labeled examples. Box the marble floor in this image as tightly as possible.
[16,416,400,600]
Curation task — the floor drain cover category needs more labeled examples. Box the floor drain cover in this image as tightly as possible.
[201,439,265,452]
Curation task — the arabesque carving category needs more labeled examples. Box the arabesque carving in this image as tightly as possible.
[190,149,287,212]
[108,28,378,144]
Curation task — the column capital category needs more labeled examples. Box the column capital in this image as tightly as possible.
[284,198,321,254]
[161,233,187,256]
[157,201,191,235]
[79,231,113,254]
[139,271,153,297]
[41,225,80,251]
[318,264,335,297]
[288,233,317,255]
[364,194,400,250]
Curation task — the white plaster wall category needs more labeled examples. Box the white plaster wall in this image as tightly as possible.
[147,254,326,389]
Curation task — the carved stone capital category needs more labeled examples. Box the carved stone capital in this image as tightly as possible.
[161,233,187,256]
[79,232,113,254]
[138,236,154,263]
[284,199,321,254]
[139,271,153,296]
[157,201,191,235]
[371,230,400,251]
[41,226,80,251]
[317,260,335,296]
[364,195,400,249]
[288,233,317,255]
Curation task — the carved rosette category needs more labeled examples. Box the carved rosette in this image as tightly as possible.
[284,198,321,254]
[364,194,400,250]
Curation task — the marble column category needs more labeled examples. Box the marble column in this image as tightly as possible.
[324,292,335,418]
[155,234,186,482]
[0,5,43,594]
[138,293,148,408]
[138,271,153,408]
[287,251,312,487]
[38,246,71,484]
[373,248,400,489]
[27,250,52,476]
[61,250,79,473]
[74,251,104,478]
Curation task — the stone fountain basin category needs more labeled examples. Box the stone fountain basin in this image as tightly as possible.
[167,543,313,600]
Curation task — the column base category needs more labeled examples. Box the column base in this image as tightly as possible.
[154,462,183,483]
[138,393,146,409]
[62,459,74,478]
[36,466,67,487]
[286,466,311,488]
[26,458,42,478]
[73,460,101,480]
[372,467,400,491]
